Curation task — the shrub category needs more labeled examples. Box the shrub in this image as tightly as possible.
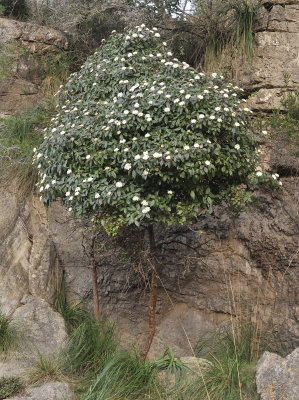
[34,25,279,232]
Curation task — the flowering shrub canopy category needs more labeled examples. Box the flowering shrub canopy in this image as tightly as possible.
[34,25,280,233]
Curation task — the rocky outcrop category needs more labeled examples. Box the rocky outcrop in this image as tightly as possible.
[0,183,61,315]
[1,174,296,359]
[256,348,299,400]
[0,18,68,54]
[8,381,74,400]
[0,297,67,380]
[0,18,68,116]
[238,1,299,111]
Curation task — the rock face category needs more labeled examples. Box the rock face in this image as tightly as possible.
[8,381,74,400]
[0,18,68,53]
[12,297,67,355]
[237,1,299,111]
[0,18,67,116]
[0,183,61,315]
[256,348,299,400]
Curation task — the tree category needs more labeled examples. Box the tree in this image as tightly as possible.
[33,25,280,358]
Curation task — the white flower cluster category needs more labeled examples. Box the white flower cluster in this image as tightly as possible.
[34,24,277,224]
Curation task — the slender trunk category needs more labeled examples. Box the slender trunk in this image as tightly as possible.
[90,233,101,334]
[142,224,159,360]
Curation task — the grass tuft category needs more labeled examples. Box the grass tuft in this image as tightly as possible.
[0,101,55,193]
[0,376,24,398]
[0,310,19,353]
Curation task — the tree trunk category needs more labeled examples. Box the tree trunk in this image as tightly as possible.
[142,224,159,360]
[90,233,101,333]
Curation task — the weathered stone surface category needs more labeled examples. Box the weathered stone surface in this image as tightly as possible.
[0,78,42,117]
[0,188,61,314]
[0,18,68,54]
[256,348,299,400]
[0,17,68,115]
[34,176,298,358]
[12,297,67,356]
[8,381,74,400]
[237,3,299,111]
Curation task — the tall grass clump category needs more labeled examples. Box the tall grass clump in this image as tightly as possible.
[0,101,55,192]
[0,310,19,353]
[178,317,272,400]
[171,0,261,71]
[82,350,161,400]
[54,281,88,334]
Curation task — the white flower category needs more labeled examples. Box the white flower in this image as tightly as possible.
[154,33,160,37]
[256,171,263,177]
[191,119,197,124]
[262,130,268,135]
[153,152,162,158]
[179,101,185,106]
[124,110,129,115]
[60,131,65,135]
[199,114,205,119]
[75,187,80,192]
[107,191,112,196]
[95,193,100,198]
[66,191,70,196]
[145,133,151,138]
[278,181,282,186]
[116,182,123,188]
[123,148,129,152]
[51,179,56,184]
[210,115,215,120]
[39,186,44,192]
[205,160,211,166]
[124,163,132,170]
[272,174,277,180]
[234,144,240,150]
[234,122,240,127]
[143,154,149,160]
[88,177,93,182]
[143,170,149,176]
[167,190,173,194]
[142,206,151,213]
[141,200,148,206]
[194,143,199,148]
[217,118,222,122]
[68,207,72,212]
[184,145,190,150]
[185,94,191,99]
[134,155,141,160]
[166,155,171,160]
[120,139,126,144]
[198,95,204,100]
[69,196,73,200]
[133,196,139,201]
[164,107,170,113]
[215,107,221,112]
[86,155,91,160]
[114,148,119,152]
[37,153,42,159]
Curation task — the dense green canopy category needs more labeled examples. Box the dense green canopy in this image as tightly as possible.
[34,25,278,233]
